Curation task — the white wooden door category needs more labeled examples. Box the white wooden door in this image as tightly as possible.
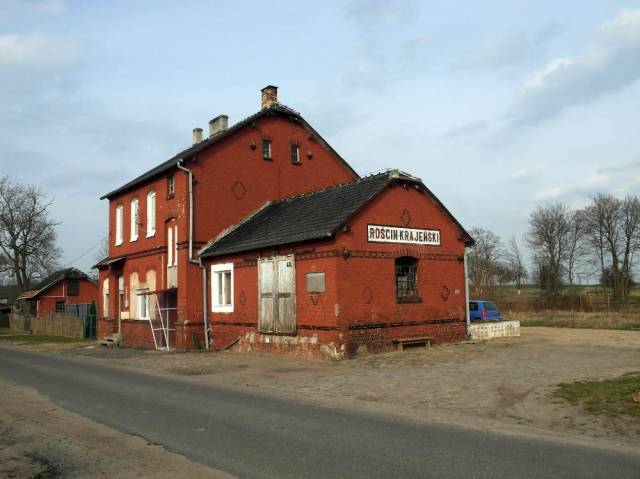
[258,255,296,334]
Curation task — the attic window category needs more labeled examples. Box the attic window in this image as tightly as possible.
[67,279,79,296]
[262,139,272,160]
[291,144,300,164]
[167,175,175,199]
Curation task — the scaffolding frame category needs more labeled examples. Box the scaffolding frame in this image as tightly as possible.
[140,288,177,351]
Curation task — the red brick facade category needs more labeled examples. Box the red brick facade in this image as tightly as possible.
[32,278,98,317]
[205,184,468,359]
[97,95,356,350]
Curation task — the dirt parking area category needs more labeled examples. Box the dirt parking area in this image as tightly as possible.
[11,327,640,447]
[0,379,233,479]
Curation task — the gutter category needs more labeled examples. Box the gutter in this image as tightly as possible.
[176,159,210,350]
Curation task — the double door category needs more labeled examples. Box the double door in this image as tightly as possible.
[258,255,296,334]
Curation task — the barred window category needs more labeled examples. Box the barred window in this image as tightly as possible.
[262,139,272,160]
[290,144,300,164]
[395,256,420,302]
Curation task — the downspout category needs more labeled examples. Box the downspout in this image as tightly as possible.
[176,159,210,350]
[464,248,471,338]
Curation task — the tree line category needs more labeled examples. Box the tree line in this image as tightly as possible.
[468,193,640,303]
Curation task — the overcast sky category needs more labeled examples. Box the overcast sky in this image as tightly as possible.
[2,0,640,274]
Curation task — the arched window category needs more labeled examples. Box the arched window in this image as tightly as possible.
[130,198,139,241]
[115,204,124,246]
[395,256,420,302]
[146,191,156,237]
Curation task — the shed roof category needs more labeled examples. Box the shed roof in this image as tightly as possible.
[100,103,358,200]
[199,170,474,259]
[17,268,92,300]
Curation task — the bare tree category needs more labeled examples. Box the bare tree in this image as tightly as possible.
[583,194,640,301]
[0,176,61,291]
[565,209,587,286]
[527,203,571,299]
[467,227,505,291]
[506,235,527,289]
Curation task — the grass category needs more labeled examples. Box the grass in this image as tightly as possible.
[553,373,640,419]
[0,334,85,344]
[510,310,640,331]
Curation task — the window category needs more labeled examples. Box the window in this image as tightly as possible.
[55,301,65,313]
[137,289,150,319]
[167,175,175,199]
[484,301,498,311]
[130,198,139,241]
[469,302,478,312]
[290,144,300,164]
[67,279,79,296]
[211,263,233,312]
[146,191,156,237]
[167,224,178,267]
[115,204,123,246]
[262,139,272,160]
[103,278,109,318]
[395,256,420,302]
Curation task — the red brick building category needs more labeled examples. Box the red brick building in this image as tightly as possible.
[96,86,473,355]
[199,171,474,358]
[16,268,98,318]
[96,86,358,350]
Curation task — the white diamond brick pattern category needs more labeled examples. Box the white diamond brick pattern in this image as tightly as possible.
[470,320,520,340]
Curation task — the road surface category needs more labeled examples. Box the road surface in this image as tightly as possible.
[0,346,638,478]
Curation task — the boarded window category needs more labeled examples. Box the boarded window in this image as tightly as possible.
[115,204,124,245]
[306,272,325,293]
[395,256,420,302]
[259,256,296,334]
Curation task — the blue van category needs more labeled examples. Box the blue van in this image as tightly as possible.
[469,300,502,321]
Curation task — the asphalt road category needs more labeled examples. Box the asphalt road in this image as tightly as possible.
[0,346,638,479]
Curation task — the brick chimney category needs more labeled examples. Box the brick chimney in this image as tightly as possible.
[209,115,229,137]
[192,127,203,145]
[261,85,278,110]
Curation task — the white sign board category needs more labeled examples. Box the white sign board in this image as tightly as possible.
[367,224,441,246]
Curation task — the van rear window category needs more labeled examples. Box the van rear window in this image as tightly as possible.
[469,302,478,311]
[484,302,498,311]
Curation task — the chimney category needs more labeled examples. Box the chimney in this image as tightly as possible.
[261,85,278,110]
[192,127,203,145]
[209,115,229,137]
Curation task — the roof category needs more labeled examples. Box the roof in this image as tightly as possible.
[199,170,474,259]
[100,103,359,200]
[93,256,125,269]
[17,268,92,299]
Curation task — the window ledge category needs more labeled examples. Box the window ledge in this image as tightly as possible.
[397,296,422,304]
[146,232,156,238]
[212,306,234,313]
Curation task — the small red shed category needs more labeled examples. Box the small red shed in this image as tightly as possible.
[199,170,474,359]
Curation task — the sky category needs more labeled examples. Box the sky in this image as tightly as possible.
[1,0,640,275]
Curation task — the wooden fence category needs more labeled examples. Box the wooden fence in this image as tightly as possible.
[9,313,84,339]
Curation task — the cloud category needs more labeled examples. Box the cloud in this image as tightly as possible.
[597,157,640,174]
[343,0,424,87]
[509,167,540,184]
[531,172,611,201]
[440,121,488,139]
[507,9,640,127]
[455,23,563,69]
[0,33,81,71]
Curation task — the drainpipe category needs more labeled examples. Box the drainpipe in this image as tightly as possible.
[199,257,210,350]
[464,248,471,337]
[176,160,197,264]
[176,159,210,350]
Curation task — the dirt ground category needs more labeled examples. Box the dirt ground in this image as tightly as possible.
[6,327,640,450]
[0,379,234,479]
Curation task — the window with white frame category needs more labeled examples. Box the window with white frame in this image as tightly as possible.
[167,224,178,267]
[137,288,150,319]
[102,278,109,318]
[146,191,156,237]
[130,198,139,241]
[211,263,233,312]
[115,204,123,245]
